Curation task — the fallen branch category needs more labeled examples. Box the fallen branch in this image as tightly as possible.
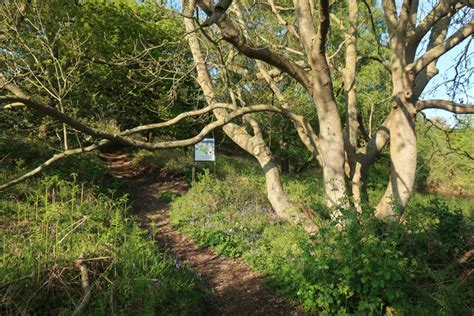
[75,256,116,263]
[0,142,105,191]
[72,257,92,316]
[0,101,308,190]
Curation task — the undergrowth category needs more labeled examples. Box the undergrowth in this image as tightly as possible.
[132,148,261,181]
[1,161,208,315]
[171,173,474,314]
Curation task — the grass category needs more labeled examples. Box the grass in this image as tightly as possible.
[0,141,209,315]
[169,172,473,314]
[136,147,473,314]
[2,139,472,314]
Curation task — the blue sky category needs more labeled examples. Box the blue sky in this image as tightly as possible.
[421,39,473,125]
[398,0,473,124]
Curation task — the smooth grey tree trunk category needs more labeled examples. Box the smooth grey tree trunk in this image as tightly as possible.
[183,1,317,233]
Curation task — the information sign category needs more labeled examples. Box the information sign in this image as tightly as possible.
[194,138,215,162]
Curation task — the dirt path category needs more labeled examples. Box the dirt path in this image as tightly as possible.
[102,151,298,316]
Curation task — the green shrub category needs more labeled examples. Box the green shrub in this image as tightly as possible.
[171,174,474,314]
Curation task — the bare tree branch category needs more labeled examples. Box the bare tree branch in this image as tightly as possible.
[0,99,316,191]
[1,95,300,148]
[412,18,474,74]
[196,0,312,90]
[121,103,234,134]
[416,99,474,113]
[412,16,451,97]
[72,257,92,316]
[0,0,30,43]
[0,142,104,191]
[267,0,300,41]
[406,0,466,57]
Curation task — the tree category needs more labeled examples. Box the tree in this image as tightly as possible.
[1,0,473,232]
[187,0,473,220]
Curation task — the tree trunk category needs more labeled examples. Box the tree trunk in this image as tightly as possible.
[375,107,416,219]
[312,81,347,214]
[351,161,364,213]
[256,151,293,216]
[256,149,318,233]
[182,1,317,233]
[343,0,360,211]
[374,7,418,219]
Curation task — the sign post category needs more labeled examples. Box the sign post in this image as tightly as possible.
[193,138,216,184]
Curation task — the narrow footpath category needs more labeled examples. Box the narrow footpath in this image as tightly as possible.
[102,151,298,316]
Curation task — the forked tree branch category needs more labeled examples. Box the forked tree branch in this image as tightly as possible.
[412,19,474,74]
[406,0,466,56]
[267,0,300,41]
[412,15,450,97]
[196,0,312,90]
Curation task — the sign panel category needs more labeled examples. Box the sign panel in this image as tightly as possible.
[194,138,215,162]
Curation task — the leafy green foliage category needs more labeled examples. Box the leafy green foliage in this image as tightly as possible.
[417,120,474,195]
[0,144,209,315]
[171,172,473,314]
[1,0,201,151]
